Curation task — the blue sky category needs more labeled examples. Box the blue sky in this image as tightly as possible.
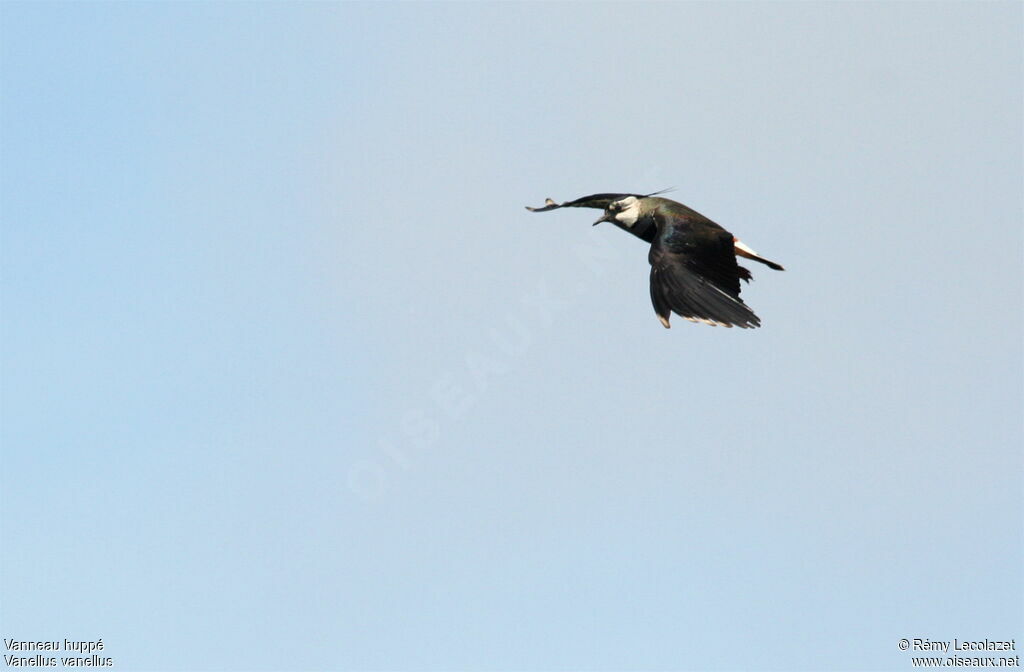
[1,2,1021,670]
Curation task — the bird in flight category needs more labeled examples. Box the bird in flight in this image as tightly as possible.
[526,191,784,329]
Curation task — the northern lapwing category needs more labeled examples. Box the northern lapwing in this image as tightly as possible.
[527,191,784,328]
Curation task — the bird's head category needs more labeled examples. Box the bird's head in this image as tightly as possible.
[594,196,642,228]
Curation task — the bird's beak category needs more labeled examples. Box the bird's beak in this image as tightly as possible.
[593,212,612,226]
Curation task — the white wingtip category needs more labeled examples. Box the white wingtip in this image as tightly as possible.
[683,315,736,328]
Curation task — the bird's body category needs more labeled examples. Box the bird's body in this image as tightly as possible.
[527,192,784,329]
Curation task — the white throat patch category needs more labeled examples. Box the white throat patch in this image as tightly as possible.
[613,197,641,227]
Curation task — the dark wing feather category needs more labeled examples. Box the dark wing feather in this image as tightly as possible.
[648,213,760,329]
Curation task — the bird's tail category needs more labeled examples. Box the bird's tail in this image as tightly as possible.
[734,238,785,271]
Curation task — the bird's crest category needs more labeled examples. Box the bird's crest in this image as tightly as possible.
[526,188,673,213]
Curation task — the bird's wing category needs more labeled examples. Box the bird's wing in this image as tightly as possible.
[525,193,640,212]
[648,215,760,329]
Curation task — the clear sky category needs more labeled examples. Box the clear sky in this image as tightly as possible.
[1,2,1021,670]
